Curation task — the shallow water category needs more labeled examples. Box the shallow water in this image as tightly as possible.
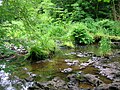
[0,44,119,90]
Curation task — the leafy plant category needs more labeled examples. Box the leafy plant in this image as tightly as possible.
[26,45,48,62]
[72,23,94,44]
[0,0,120,64]
[99,37,111,55]
[26,33,57,62]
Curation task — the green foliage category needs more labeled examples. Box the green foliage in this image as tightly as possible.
[0,0,120,79]
[112,21,120,36]
[0,44,14,58]
[0,0,57,62]
[26,33,57,62]
[26,45,48,62]
[0,56,25,73]
[72,23,94,44]
[51,0,113,21]
[81,19,120,39]
[0,0,120,64]
[96,19,120,36]
[98,0,110,2]
[99,37,111,55]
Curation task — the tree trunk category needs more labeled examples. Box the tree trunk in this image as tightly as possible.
[117,1,120,20]
[112,0,117,20]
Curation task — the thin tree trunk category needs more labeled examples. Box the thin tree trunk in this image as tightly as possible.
[118,1,120,20]
[112,0,117,20]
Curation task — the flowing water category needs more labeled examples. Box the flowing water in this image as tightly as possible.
[0,44,119,90]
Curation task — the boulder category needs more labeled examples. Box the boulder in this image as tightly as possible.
[29,77,69,90]
[94,82,120,90]
[84,74,104,87]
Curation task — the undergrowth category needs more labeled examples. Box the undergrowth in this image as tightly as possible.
[0,0,120,62]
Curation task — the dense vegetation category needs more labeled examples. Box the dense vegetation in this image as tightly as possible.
[0,0,120,62]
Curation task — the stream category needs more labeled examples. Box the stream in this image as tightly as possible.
[0,44,120,90]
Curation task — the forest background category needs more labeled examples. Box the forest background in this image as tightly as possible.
[0,0,120,61]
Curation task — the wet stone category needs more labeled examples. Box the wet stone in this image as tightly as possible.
[94,62,120,81]
[84,74,104,87]
[94,82,120,90]
[77,53,87,57]
[67,74,77,83]
[67,81,79,90]
[64,59,72,63]
[31,77,69,90]
[61,68,73,73]
[65,59,79,66]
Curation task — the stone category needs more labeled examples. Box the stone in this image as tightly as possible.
[73,60,79,65]
[61,68,73,73]
[84,74,104,87]
[67,74,77,83]
[94,82,120,90]
[67,81,79,90]
[65,59,79,66]
[80,63,90,67]
[70,52,76,55]
[31,77,69,90]
[64,59,72,63]
[77,53,86,57]
[98,62,120,80]
[66,62,74,66]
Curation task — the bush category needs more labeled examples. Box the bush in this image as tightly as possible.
[26,45,48,62]
[99,37,111,55]
[72,23,94,44]
[96,19,120,36]
[26,34,57,63]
